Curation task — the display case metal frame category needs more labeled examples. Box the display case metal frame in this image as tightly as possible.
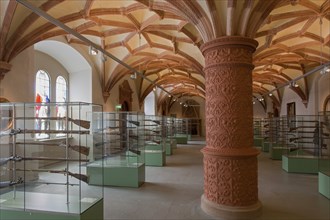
[264,117,294,159]
[87,111,145,187]
[144,115,166,166]
[281,115,330,174]
[0,102,103,220]
[164,116,176,155]
[253,118,266,148]
[318,112,330,199]
[173,118,189,144]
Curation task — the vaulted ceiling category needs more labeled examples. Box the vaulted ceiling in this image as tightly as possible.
[0,0,329,108]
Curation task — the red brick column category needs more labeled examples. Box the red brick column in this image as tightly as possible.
[200,36,261,219]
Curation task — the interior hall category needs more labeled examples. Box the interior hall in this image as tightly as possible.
[0,1,329,220]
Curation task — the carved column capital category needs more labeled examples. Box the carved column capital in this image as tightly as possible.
[201,36,258,70]
[201,36,258,55]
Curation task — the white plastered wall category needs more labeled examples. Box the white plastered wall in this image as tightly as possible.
[69,69,91,103]
[0,46,35,102]
[253,101,267,118]
[279,71,330,116]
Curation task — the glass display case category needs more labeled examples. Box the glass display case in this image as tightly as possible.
[164,116,176,154]
[261,118,273,152]
[0,102,103,220]
[173,118,189,144]
[87,112,145,187]
[282,115,329,174]
[318,112,330,199]
[266,117,295,160]
[318,156,330,199]
[144,115,166,166]
[253,118,265,148]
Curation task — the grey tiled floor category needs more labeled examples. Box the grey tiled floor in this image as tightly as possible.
[103,139,330,220]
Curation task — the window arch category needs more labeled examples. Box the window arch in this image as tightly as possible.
[35,70,50,100]
[35,70,50,139]
[55,76,67,134]
[56,76,67,102]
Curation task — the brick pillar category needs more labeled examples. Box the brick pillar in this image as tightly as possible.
[200,36,262,219]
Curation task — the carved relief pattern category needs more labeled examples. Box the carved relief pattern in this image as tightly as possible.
[204,47,253,66]
[205,64,253,149]
[203,154,258,206]
[202,37,259,207]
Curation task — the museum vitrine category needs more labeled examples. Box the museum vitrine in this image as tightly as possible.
[282,115,329,174]
[144,115,166,166]
[87,111,145,187]
[0,102,103,219]
[265,117,294,159]
[164,116,176,154]
[173,118,189,144]
[253,118,266,148]
[318,112,330,199]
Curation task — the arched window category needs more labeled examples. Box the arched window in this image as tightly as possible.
[56,76,67,102]
[35,70,50,139]
[36,70,50,100]
[56,76,67,134]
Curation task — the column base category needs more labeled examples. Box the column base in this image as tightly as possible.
[201,194,262,220]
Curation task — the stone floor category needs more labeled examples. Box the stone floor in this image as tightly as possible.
[103,138,330,220]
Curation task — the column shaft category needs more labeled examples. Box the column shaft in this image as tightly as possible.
[201,36,261,219]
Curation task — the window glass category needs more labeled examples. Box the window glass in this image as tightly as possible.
[56,76,67,102]
[35,70,50,139]
[56,76,67,135]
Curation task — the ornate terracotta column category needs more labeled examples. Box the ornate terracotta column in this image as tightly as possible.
[200,36,262,219]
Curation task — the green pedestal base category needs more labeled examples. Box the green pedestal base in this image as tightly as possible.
[282,155,319,174]
[0,192,103,220]
[87,162,145,187]
[318,171,330,199]
[262,142,271,152]
[166,142,172,156]
[172,142,177,149]
[170,138,177,149]
[174,134,188,144]
[253,137,264,147]
[270,147,289,160]
[144,150,166,166]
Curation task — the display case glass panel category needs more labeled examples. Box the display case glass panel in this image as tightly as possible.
[144,115,165,150]
[173,118,188,137]
[281,114,329,174]
[284,115,329,157]
[318,112,330,179]
[92,112,145,167]
[165,116,175,139]
[0,102,103,215]
[86,111,145,187]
